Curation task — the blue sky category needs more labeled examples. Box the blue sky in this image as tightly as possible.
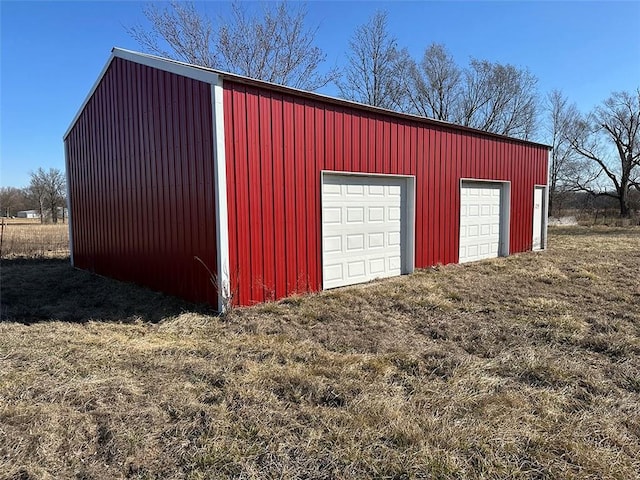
[1,1,639,188]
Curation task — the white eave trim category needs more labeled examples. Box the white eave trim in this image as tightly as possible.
[63,47,221,140]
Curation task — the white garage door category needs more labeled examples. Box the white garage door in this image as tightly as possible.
[322,174,408,289]
[459,182,503,263]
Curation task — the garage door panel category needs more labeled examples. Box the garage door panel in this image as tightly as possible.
[324,236,341,253]
[459,182,503,263]
[347,207,364,223]
[323,207,341,223]
[324,264,343,282]
[368,233,384,248]
[346,234,364,251]
[370,258,385,274]
[346,184,364,195]
[369,185,384,195]
[323,174,408,289]
[369,207,384,222]
[348,261,366,277]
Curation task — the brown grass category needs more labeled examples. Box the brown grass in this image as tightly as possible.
[0,219,69,259]
[1,226,639,479]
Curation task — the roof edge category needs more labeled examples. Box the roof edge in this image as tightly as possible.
[63,48,222,140]
[64,47,551,150]
[220,73,552,150]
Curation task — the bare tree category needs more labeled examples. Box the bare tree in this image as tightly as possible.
[407,43,461,120]
[27,168,66,224]
[0,187,28,217]
[128,1,337,91]
[338,11,411,110]
[544,90,581,214]
[128,1,216,67]
[455,60,538,139]
[217,2,337,89]
[404,43,538,139]
[566,89,640,217]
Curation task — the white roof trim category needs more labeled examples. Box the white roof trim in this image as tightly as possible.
[63,47,221,140]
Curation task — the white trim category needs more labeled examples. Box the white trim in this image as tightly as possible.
[320,170,416,289]
[321,170,414,180]
[459,178,511,258]
[113,48,218,84]
[212,79,231,312]
[545,149,551,249]
[533,184,548,251]
[64,143,74,267]
[406,176,416,275]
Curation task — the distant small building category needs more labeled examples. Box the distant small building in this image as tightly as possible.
[15,208,67,220]
[17,210,40,219]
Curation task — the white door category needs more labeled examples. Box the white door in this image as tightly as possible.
[322,174,407,289]
[459,182,502,263]
[532,186,544,250]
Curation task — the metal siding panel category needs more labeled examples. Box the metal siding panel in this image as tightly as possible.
[334,108,344,171]
[133,64,144,275]
[444,131,452,263]
[305,103,318,292]
[342,108,352,171]
[178,76,192,296]
[390,121,398,175]
[156,67,169,284]
[415,127,425,267]
[325,108,335,171]
[360,114,369,174]
[235,87,252,304]
[351,113,360,172]
[271,94,287,300]
[375,118,384,174]
[247,87,263,304]
[171,73,184,291]
[259,93,276,301]
[123,61,134,279]
[511,142,520,253]
[427,128,436,266]
[65,58,218,305]
[434,129,442,263]
[451,131,460,262]
[282,97,297,295]
[293,99,307,292]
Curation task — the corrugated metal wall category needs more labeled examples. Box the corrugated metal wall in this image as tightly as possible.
[223,81,548,306]
[65,57,218,305]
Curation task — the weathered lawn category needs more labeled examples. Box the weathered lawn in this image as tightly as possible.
[1,226,639,479]
[0,219,69,259]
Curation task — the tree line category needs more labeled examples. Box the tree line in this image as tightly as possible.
[4,3,636,220]
[0,168,66,223]
[129,3,639,218]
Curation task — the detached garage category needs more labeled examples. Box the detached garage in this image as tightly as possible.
[64,48,550,311]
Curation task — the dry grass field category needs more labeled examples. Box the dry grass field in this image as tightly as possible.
[0,218,69,259]
[1,226,639,479]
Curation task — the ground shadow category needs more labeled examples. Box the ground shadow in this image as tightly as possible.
[0,257,215,324]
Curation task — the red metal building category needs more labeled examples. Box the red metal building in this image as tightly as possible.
[64,48,550,310]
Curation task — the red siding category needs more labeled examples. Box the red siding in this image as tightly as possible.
[224,81,548,306]
[65,58,218,305]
